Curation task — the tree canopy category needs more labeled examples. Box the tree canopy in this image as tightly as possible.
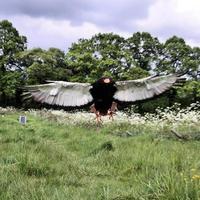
[0,20,27,105]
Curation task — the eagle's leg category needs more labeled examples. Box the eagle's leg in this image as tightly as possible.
[96,111,102,123]
[90,104,102,123]
[107,109,114,120]
[108,101,118,120]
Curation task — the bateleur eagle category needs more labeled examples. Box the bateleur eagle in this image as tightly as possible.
[24,74,185,123]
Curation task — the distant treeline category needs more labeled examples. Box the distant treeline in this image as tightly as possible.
[0,20,200,112]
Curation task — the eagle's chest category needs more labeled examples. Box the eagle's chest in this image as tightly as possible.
[90,83,116,100]
[90,83,117,114]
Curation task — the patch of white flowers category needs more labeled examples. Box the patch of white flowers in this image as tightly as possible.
[1,103,200,130]
[0,107,16,114]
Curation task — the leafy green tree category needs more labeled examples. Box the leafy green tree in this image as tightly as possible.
[156,37,200,104]
[66,38,98,82]
[20,48,70,84]
[188,47,200,79]
[126,32,161,71]
[179,47,200,103]
[66,33,149,82]
[177,80,200,104]
[0,20,27,105]
[156,36,192,73]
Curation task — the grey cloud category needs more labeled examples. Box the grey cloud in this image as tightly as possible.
[149,23,200,46]
[0,0,85,20]
[0,0,156,30]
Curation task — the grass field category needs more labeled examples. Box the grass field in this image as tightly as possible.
[0,107,200,200]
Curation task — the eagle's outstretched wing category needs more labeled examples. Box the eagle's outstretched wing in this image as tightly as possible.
[23,81,93,107]
[114,74,185,102]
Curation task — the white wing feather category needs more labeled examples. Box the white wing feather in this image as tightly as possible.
[26,81,93,107]
[114,74,179,102]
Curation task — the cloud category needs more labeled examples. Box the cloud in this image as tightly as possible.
[136,0,200,47]
[0,15,106,50]
[1,0,200,50]
[0,14,131,50]
[0,0,155,30]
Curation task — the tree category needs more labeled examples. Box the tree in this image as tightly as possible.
[175,46,200,103]
[126,32,161,71]
[66,38,97,82]
[155,36,200,104]
[0,20,27,105]
[65,33,149,82]
[19,48,70,84]
[155,36,192,73]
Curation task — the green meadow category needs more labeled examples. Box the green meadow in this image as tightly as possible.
[0,108,200,200]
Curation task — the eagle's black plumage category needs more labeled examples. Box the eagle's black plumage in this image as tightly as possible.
[90,78,117,115]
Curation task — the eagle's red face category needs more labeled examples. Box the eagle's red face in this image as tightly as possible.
[103,78,111,83]
[98,77,113,84]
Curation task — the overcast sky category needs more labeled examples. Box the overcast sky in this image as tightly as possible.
[1,0,200,51]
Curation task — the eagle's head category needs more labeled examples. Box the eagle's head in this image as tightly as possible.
[98,77,114,84]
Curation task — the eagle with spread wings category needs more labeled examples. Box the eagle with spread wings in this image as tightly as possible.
[24,74,185,123]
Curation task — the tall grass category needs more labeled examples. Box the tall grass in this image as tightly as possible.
[0,106,200,199]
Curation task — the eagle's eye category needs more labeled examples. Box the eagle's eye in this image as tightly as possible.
[104,78,110,83]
